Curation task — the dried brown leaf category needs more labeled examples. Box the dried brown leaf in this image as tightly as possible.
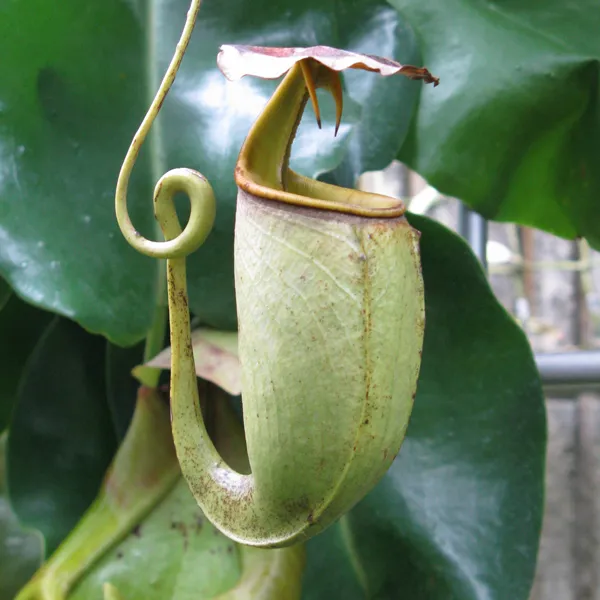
[135,329,241,396]
[217,44,439,86]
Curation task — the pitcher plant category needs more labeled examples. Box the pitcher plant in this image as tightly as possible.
[115,0,437,549]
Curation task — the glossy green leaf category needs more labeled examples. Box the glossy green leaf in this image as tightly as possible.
[7,318,117,554]
[0,295,52,432]
[0,2,154,345]
[0,433,43,600]
[0,0,423,343]
[302,214,546,600]
[393,0,600,247]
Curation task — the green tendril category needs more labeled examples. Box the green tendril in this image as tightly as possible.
[115,0,215,260]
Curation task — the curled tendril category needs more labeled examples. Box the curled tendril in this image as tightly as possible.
[103,582,124,600]
[115,0,215,258]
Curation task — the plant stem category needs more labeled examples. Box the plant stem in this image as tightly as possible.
[142,0,168,388]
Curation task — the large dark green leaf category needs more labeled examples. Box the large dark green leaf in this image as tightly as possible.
[0,1,155,345]
[0,295,52,432]
[393,0,600,247]
[0,0,424,344]
[7,318,117,554]
[0,434,43,600]
[302,214,546,600]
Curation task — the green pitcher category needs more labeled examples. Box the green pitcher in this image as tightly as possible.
[172,53,426,548]
[115,3,431,549]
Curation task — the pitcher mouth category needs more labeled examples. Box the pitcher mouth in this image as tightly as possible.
[234,58,406,218]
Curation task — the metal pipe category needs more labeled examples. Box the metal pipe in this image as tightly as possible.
[535,351,600,386]
[458,204,488,272]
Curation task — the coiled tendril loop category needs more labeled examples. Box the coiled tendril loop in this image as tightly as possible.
[114,0,215,257]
